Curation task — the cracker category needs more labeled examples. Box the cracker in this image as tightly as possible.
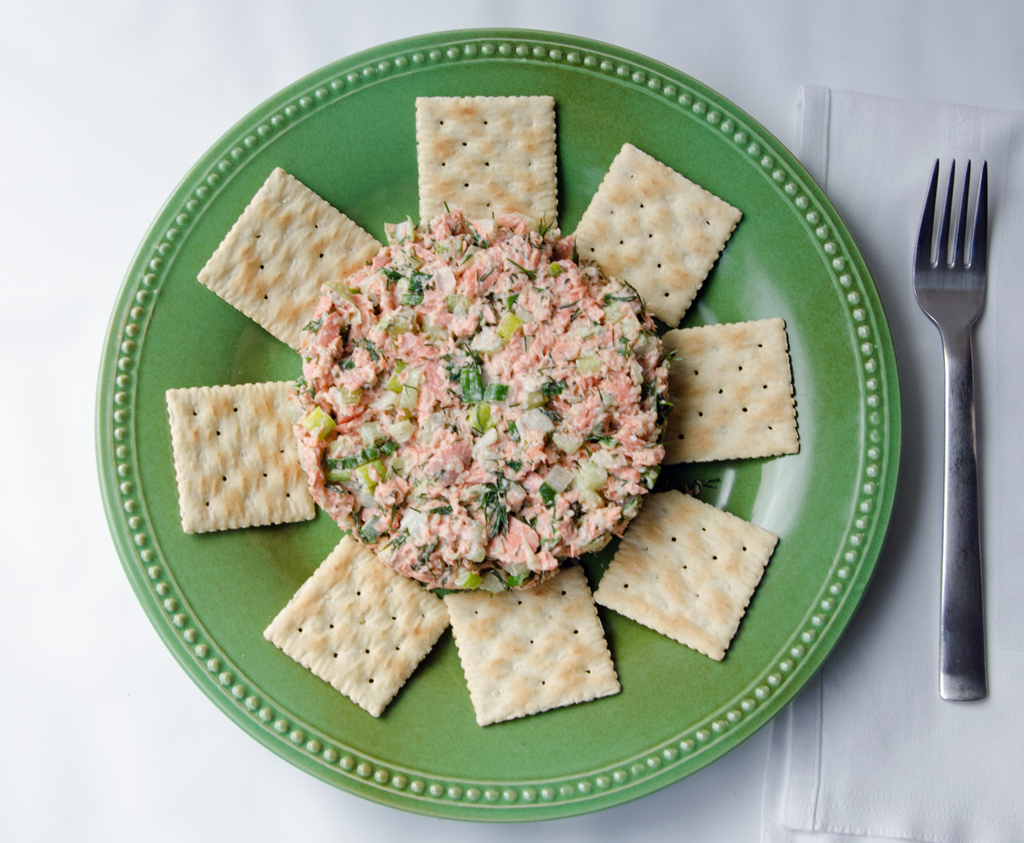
[416,96,558,224]
[573,143,741,325]
[594,491,778,660]
[166,381,314,533]
[264,536,450,717]
[662,318,798,464]
[444,565,619,726]
[197,167,381,349]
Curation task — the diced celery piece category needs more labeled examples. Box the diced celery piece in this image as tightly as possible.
[546,262,563,277]
[513,305,535,323]
[400,385,419,411]
[385,360,408,393]
[325,467,352,484]
[446,294,469,315]
[455,570,482,589]
[497,312,523,341]
[354,460,384,493]
[575,355,603,375]
[471,402,492,434]
[331,385,361,405]
[523,391,546,410]
[302,406,335,441]
[387,418,415,443]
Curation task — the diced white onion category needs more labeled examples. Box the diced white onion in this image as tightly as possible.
[520,408,554,434]
[478,572,504,593]
[360,421,384,445]
[575,459,608,492]
[552,430,582,455]
[387,419,417,443]
[471,327,503,355]
[545,464,574,493]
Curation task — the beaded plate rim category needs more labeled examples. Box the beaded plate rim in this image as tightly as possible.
[96,28,900,820]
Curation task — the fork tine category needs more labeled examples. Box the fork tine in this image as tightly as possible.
[972,161,988,272]
[938,161,956,266]
[952,161,971,268]
[916,159,940,266]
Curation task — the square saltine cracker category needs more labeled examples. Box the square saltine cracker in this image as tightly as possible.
[197,167,381,349]
[166,381,314,534]
[264,536,450,718]
[573,143,741,326]
[594,491,778,661]
[444,565,619,726]
[416,96,558,224]
[662,317,798,464]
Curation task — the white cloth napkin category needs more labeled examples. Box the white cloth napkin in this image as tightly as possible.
[761,88,1024,843]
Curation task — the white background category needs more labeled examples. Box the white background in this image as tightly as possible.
[2,2,1022,841]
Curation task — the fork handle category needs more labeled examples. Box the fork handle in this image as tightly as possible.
[939,328,987,700]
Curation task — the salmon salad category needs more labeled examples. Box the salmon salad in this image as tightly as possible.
[291,210,671,591]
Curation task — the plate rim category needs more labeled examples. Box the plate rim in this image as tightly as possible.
[96,27,901,821]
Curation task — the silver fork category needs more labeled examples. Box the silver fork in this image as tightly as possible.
[913,159,988,701]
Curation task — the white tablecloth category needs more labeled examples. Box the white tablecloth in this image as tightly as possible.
[762,86,1024,843]
[3,2,1022,841]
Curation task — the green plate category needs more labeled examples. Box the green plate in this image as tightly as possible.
[97,29,900,821]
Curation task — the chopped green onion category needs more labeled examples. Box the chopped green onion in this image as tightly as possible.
[460,364,484,404]
[540,380,566,397]
[503,571,530,589]
[539,482,557,507]
[482,382,508,402]
[507,420,520,442]
[546,262,563,277]
[402,273,426,306]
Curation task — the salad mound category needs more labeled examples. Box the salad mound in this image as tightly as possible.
[292,210,671,591]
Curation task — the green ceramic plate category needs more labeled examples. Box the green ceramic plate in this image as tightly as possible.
[97,29,900,821]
